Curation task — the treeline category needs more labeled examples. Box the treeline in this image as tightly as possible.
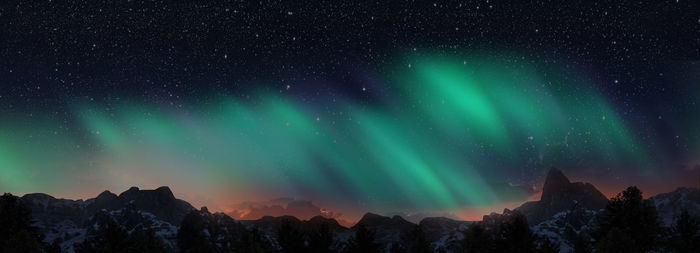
[0,192,168,253]
[151,187,700,253]
[1,186,699,253]
[459,186,699,253]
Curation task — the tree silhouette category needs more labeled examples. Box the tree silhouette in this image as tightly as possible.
[308,222,334,253]
[461,223,492,253]
[389,242,405,253]
[75,219,166,253]
[2,229,43,253]
[405,226,431,253]
[177,211,216,253]
[45,237,63,253]
[594,186,661,252]
[277,220,306,253]
[495,211,536,253]
[129,229,167,253]
[346,224,380,253]
[0,193,43,253]
[595,227,637,253]
[536,236,560,253]
[571,232,592,253]
[667,209,700,253]
[238,228,267,253]
[75,219,130,253]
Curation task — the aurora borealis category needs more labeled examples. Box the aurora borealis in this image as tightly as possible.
[1,1,699,221]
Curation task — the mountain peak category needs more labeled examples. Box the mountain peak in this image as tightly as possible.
[90,186,194,225]
[22,192,55,200]
[116,186,176,202]
[96,190,117,200]
[353,212,416,232]
[354,212,386,226]
[154,186,175,201]
[516,168,608,225]
[542,168,572,201]
[308,215,337,223]
[119,187,140,197]
[391,215,409,223]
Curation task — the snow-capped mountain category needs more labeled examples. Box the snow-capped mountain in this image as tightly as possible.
[351,213,417,244]
[21,186,195,252]
[481,169,700,253]
[649,187,700,227]
[516,169,608,225]
[512,169,609,252]
[15,170,699,253]
[419,217,473,251]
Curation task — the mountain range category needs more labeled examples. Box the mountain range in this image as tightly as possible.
[16,168,699,252]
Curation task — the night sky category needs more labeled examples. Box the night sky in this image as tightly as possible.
[1,1,699,221]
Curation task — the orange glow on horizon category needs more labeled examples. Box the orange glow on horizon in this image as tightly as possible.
[9,171,698,226]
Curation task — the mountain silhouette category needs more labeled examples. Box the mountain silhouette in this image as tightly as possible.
[20,186,196,252]
[516,168,608,225]
[353,212,416,231]
[649,187,700,226]
[10,170,699,253]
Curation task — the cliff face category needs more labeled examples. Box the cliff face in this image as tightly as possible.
[516,168,608,225]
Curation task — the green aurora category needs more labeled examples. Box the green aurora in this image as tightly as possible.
[0,53,685,219]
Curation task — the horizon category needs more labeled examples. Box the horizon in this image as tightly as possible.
[6,169,697,224]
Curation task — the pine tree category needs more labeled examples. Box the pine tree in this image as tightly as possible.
[536,236,560,253]
[389,242,405,253]
[129,229,167,253]
[668,209,700,253]
[45,237,63,253]
[177,211,216,253]
[2,229,43,253]
[572,233,592,253]
[0,193,43,253]
[308,222,334,253]
[238,228,266,253]
[75,219,130,253]
[595,227,637,253]
[277,220,306,253]
[461,223,491,253]
[346,224,380,253]
[405,226,431,253]
[594,186,662,252]
[496,211,536,253]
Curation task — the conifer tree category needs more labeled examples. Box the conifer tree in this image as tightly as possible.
[595,186,661,252]
[668,209,700,253]
[0,193,43,253]
[346,224,380,253]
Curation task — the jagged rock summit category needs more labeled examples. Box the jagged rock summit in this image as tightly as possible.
[419,217,473,245]
[244,214,349,236]
[19,186,196,252]
[13,180,699,253]
[78,186,195,225]
[517,168,608,225]
[353,212,416,231]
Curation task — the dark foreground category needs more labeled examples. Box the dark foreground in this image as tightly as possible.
[1,169,698,253]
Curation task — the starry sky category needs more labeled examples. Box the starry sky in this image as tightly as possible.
[1,1,699,221]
